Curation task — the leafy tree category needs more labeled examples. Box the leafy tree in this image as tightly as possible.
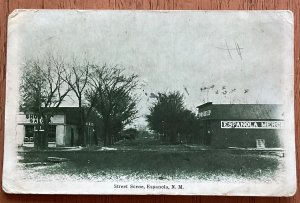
[146,91,198,144]
[85,64,139,146]
[20,56,70,149]
[178,109,200,144]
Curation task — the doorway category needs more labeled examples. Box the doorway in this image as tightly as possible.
[71,128,74,146]
[203,120,212,145]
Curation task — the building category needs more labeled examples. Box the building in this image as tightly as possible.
[16,107,100,147]
[196,102,284,149]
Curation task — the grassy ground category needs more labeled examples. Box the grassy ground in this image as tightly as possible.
[17,138,284,183]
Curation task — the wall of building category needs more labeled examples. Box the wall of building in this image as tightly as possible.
[65,125,79,146]
[196,104,284,149]
[209,120,283,148]
[17,113,66,146]
[55,125,65,146]
[16,125,25,146]
[16,109,101,147]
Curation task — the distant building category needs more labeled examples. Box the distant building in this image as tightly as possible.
[196,102,284,149]
[16,107,101,147]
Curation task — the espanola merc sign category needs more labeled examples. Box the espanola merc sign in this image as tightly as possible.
[221,121,284,129]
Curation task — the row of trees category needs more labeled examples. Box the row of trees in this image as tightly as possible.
[20,56,139,149]
[146,91,200,144]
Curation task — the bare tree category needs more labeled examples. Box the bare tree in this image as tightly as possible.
[20,56,71,149]
[61,59,91,146]
[85,64,139,146]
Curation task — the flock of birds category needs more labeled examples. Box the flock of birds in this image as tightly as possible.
[199,85,250,95]
[141,85,250,101]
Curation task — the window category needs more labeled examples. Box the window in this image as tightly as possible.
[48,125,56,142]
[24,125,34,142]
[256,139,266,149]
[24,125,56,143]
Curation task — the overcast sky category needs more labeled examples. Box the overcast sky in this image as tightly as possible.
[9,10,293,127]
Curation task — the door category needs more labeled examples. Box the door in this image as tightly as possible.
[71,128,74,146]
[203,120,212,145]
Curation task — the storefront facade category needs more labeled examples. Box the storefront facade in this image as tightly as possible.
[196,102,284,149]
[16,107,97,147]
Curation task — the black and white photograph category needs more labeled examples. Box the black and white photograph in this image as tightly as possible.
[3,10,296,195]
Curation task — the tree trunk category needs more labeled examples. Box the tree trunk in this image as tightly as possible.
[41,123,48,149]
[40,115,49,150]
[78,99,86,147]
[169,129,177,144]
[107,127,113,146]
[93,126,98,146]
[34,114,48,150]
[103,131,107,146]
[103,117,114,146]
[103,119,109,146]
[34,130,39,150]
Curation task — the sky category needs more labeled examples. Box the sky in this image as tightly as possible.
[9,10,294,127]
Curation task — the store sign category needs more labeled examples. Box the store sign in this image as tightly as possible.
[17,114,64,124]
[221,121,284,129]
[25,114,52,124]
[199,110,211,118]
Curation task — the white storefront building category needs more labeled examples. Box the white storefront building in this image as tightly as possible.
[16,108,84,147]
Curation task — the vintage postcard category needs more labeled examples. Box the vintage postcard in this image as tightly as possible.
[3,10,296,196]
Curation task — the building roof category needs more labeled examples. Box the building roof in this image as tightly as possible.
[196,102,284,120]
[51,107,100,125]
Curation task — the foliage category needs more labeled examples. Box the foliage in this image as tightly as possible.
[146,91,198,144]
[85,64,139,146]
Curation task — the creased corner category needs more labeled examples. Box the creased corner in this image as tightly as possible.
[283,182,297,197]
[2,176,20,194]
[8,9,39,25]
[8,9,22,22]
[279,10,294,25]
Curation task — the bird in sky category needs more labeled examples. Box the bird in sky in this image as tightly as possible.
[244,89,250,94]
[183,86,190,95]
